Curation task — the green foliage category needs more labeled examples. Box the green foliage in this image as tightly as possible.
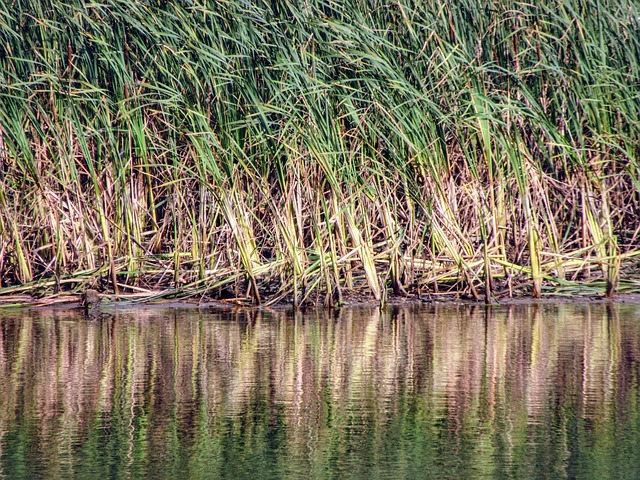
[1,0,639,301]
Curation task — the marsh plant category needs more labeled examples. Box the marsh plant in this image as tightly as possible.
[1,0,639,304]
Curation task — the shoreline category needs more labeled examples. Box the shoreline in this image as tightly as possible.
[3,290,640,312]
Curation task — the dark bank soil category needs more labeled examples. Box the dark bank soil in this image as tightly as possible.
[2,290,640,312]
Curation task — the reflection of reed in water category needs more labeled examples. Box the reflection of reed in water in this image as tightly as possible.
[0,304,638,478]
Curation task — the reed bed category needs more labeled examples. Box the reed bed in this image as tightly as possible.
[1,0,639,305]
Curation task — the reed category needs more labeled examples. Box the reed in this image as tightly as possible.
[1,0,639,304]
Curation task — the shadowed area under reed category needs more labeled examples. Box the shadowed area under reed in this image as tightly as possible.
[1,0,639,304]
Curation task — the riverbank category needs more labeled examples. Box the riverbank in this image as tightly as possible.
[2,0,639,306]
[3,283,640,312]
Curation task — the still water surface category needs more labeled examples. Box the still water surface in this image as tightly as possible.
[0,303,639,479]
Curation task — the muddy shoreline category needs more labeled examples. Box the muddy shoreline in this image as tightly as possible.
[3,291,640,312]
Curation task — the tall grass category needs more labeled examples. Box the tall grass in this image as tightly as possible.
[1,0,639,303]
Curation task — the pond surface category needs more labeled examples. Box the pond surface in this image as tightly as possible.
[0,302,639,479]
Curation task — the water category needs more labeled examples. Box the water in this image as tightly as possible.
[0,302,639,479]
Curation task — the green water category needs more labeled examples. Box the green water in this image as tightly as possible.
[0,303,639,479]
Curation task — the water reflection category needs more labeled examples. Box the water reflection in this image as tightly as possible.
[0,303,639,479]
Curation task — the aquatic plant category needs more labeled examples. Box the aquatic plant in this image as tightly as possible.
[1,0,639,304]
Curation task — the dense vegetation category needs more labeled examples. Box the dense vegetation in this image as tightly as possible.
[1,0,639,305]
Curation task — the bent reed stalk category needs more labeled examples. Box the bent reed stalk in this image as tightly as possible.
[1,0,639,305]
